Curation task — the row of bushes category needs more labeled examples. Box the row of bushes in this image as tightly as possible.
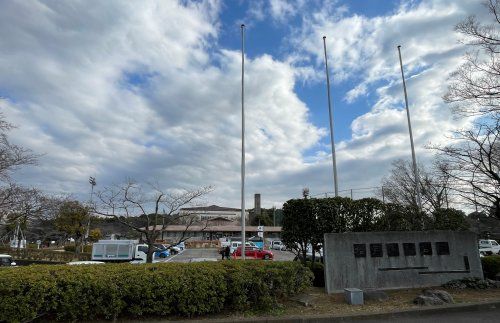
[0,261,312,322]
[0,246,90,262]
[63,244,93,253]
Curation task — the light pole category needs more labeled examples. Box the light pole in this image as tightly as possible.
[240,24,246,260]
[85,176,96,240]
[397,45,422,211]
[322,36,339,197]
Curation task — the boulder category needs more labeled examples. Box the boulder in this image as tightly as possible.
[414,289,454,306]
[422,289,454,304]
[290,293,315,307]
[413,295,444,306]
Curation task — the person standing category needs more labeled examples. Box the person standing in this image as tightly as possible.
[224,245,231,260]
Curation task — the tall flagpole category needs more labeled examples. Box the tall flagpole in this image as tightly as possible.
[322,36,339,197]
[397,45,422,212]
[241,24,246,260]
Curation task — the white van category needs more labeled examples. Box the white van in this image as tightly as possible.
[479,239,500,255]
[230,241,256,254]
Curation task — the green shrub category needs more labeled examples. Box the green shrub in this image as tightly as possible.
[0,246,90,262]
[0,261,312,322]
[482,256,500,279]
[442,277,497,289]
[305,262,325,287]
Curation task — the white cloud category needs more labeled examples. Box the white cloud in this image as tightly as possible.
[0,0,324,208]
[0,0,491,210]
[279,0,484,201]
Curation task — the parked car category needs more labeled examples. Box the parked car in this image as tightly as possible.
[271,240,287,250]
[478,239,500,255]
[0,254,16,267]
[150,246,170,258]
[154,243,168,250]
[170,242,186,254]
[232,246,273,260]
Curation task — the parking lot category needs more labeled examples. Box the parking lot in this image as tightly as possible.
[165,248,296,263]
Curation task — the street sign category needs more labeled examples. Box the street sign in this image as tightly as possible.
[257,231,263,238]
[257,226,264,232]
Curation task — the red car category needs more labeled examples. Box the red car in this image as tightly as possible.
[232,246,273,260]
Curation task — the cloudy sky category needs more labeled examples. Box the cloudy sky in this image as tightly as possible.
[0,0,489,209]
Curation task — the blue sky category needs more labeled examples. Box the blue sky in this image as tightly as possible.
[0,0,488,208]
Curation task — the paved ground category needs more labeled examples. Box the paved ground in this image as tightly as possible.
[353,305,500,322]
[165,248,296,263]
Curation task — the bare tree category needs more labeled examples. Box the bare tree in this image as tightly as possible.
[1,187,66,244]
[94,181,212,263]
[0,183,23,223]
[433,118,500,218]
[0,113,38,224]
[380,159,452,212]
[444,0,500,116]
[0,113,37,182]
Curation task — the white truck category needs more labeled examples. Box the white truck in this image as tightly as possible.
[91,240,151,263]
[478,239,500,255]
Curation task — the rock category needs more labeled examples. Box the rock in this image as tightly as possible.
[422,289,454,304]
[364,290,389,302]
[413,295,444,306]
[486,279,499,288]
[290,293,315,307]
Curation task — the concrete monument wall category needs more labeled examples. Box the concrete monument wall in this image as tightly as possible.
[324,231,482,293]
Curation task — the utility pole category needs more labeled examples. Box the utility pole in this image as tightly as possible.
[397,45,422,211]
[85,176,96,243]
[240,24,246,260]
[323,36,339,197]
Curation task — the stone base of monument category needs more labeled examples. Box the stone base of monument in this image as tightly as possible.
[344,288,364,305]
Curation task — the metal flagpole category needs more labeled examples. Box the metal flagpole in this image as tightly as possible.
[397,45,422,211]
[241,24,246,260]
[322,36,339,197]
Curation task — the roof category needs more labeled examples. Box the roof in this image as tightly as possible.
[146,225,282,233]
[181,205,241,212]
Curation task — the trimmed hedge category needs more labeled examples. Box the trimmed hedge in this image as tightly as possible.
[481,256,500,279]
[0,246,90,262]
[63,245,93,253]
[0,261,312,322]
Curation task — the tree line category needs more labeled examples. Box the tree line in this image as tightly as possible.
[281,197,469,264]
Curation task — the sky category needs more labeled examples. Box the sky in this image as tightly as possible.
[0,0,490,209]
